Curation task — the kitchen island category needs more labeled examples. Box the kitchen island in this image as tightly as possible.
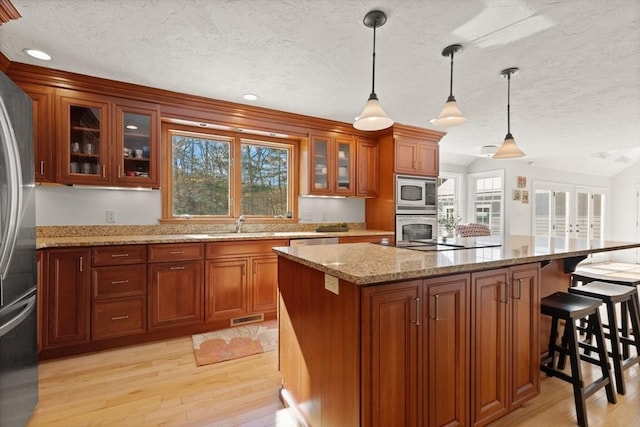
[274,236,640,427]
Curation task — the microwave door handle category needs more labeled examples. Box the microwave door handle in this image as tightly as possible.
[0,97,23,305]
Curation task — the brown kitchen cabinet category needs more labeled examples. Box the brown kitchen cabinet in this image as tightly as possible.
[91,245,148,340]
[56,89,160,187]
[424,274,470,427]
[147,243,205,330]
[361,280,421,426]
[205,240,286,323]
[470,264,539,427]
[361,274,469,427]
[20,83,55,183]
[355,137,379,197]
[42,248,91,348]
[395,136,439,177]
[305,133,355,196]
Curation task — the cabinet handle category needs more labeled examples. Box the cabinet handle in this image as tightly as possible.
[117,165,121,177]
[169,251,185,255]
[411,297,420,326]
[102,164,106,177]
[79,256,84,272]
[111,253,129,258]
[513,278,522,300]
[498,281,507,304]
[111,280,129,285]
[111,315,129,321]
[169,266,185,270]
[431,294,439,320]
[40,161,44,176]
[505,281,510,304]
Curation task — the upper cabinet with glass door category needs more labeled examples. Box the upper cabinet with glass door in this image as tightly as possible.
[58,91,110,185]
[307,134,355,196]
[115,101,160,188]
[57,89,160,188]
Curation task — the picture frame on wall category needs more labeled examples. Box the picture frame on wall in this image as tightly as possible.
[517,176,527,188]
[513,189,522,201]
[522,190,529,203]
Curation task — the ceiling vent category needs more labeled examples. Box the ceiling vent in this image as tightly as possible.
[480,145,499,157]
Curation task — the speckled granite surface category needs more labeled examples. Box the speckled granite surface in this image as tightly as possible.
[36,224,392,249]
[273,236,640,285]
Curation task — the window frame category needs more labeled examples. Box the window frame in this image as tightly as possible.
[161,122,299,223]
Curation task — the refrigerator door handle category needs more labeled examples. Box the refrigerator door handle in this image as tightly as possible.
[0,294,35,339]
[0,96,24,305]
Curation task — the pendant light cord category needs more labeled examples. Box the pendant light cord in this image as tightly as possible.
[506,72,511,135]
[448,50,454,98]
[370,22,377,96]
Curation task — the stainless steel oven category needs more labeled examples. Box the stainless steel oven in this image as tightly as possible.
[395,175,437,214]
[395,214,437,244]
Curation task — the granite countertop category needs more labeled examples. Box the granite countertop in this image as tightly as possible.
[273,235,640,285]
[36,229,393,249]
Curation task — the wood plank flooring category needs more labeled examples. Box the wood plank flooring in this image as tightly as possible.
[27,335,639,426]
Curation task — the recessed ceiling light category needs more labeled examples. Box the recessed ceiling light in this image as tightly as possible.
[243,94,258,101]
[125,124,138,130]
[24,48,52,61]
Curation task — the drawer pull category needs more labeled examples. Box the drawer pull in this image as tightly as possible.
[169,251,185,255]
[111,253,130,258]
[111,315,129,321]
[111,280,129,285]
[170,266,185,270]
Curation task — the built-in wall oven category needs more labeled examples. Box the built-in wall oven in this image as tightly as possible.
[395,214,438,245]
[396,175,437,214]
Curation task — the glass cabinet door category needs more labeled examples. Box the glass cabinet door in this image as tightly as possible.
[116,104,158,187]
[59,94,110,185]
[335,137,354,195]
[310,136,330,194]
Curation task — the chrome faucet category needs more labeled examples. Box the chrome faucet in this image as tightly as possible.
[236,215,245,233]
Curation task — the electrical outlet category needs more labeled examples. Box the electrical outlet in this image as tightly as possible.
[106,210,116,224]
[302,211,312,221]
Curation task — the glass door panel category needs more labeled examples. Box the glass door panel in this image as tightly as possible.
[121,111,152,179]
[553,189,571,237]
[575,191,589,239]
[311,137,329,193]
[533,189,552,236]
[69,105,102,177]
[335,139,354,195]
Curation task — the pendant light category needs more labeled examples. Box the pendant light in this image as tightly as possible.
[493,67,526,159]
[353,10,394,131]
[431,44,467,127]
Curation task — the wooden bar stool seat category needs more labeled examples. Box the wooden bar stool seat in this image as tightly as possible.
[540,292,616,427]
[568,281,640,396]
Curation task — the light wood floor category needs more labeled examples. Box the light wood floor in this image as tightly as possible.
[27,335,639,427]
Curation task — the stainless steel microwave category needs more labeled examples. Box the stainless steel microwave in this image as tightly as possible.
[395,175,437,214]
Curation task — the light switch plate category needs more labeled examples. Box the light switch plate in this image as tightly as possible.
[324,274,339,295]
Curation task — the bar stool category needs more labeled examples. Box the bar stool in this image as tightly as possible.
[540,292,616,427]
[571,271,640,359]
[568,281,640,395]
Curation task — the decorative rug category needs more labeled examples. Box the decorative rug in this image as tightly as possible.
[191,320,278,366]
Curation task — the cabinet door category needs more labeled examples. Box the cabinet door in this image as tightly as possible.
[114,101,160,188]
[356,137,379,197]
[21,84,54,182]
[361,281,421,427]
[57,90,110,184]
[335,136,355,196]
[394,138,418,174]
[251,255,278,314]
[44,248,91,347]
[205,258,249,321]
[471,269,510,426]
[424,274,469,427]
[508,264,540,408]
[309,135,332,194]
[147,261,203,329]
[416,141,439,176]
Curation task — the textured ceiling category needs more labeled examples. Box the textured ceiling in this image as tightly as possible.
[1,0,639,177]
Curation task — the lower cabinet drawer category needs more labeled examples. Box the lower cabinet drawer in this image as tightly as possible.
[92,296,146,340]
[93,264,146,299]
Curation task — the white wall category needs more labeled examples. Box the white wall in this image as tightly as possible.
[36,186,162,225]
[609,162,640,263]
[35,185,366,226]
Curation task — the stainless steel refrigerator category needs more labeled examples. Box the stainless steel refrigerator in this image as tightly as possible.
[0,71,38,426]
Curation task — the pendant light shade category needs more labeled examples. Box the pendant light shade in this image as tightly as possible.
[493,67,525,159]
[431,44,467,127]
[354,10,393,131]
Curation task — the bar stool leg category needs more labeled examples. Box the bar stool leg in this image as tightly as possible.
[589,312,617,405]
[604,301,625,395]
[546,316,560,369]
[566,318,588,427]
[627,293,640,368]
